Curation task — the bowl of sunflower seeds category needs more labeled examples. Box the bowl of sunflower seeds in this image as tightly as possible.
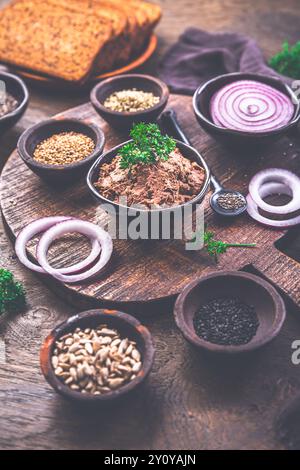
[40,309,155,402]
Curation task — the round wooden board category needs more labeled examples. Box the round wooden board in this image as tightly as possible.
[1,94,300,311]
[15,35,157,88]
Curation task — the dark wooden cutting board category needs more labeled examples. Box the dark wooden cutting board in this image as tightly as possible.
[1,94,300,311]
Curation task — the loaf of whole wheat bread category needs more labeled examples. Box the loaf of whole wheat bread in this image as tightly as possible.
[0,0,162,82]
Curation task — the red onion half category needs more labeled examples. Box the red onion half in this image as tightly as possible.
[15,217,101,274]
[248,168,300,215]
[247,182,300,228]
[210,80,295,132]
[37,219,113,283]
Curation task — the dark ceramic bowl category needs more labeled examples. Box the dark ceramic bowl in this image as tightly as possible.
[90,74,169,130]
[193,72,300,148]
[40,309,155,403]
[87,139,210,239]
[0,71,28,134]
[174,271,286,355]
[18,118,105,184]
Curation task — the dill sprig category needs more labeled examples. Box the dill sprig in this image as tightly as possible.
[269,41,300,79]
[119,122,176,170]
[0,268,26,315]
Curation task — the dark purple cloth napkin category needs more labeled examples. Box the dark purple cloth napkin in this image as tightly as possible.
[159,28,292,94]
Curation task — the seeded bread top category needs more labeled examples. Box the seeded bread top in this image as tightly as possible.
[105,0,149,31]
[128,0,162,28]
[0,0,113,82]
[44,0,128,37]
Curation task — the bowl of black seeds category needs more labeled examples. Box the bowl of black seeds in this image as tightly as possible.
[174,271,286,354]
[0,71,29,134]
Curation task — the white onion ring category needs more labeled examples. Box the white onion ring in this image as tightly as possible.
[210,80,295,132]
[247,182,300,228]
[15,217,101,274]
[36,220,113,283]
[248,168,300,215]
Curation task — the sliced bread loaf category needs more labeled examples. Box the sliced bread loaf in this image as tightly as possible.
[0,0,114,82]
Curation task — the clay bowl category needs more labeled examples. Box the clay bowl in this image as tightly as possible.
[90,74,169,130]
[18,118,105,185]
[40,309,155,403]
[174,271,286,355]
[0,71,28,134]
[193,72,300,149]
[86,138,210,239]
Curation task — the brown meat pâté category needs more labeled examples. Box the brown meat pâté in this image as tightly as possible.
[94,148,206,208]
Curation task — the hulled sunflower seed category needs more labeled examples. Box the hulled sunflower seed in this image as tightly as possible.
[85,342,93,355]
[54,367,63,376]
[51,356,59,368]
[131,349,141,362]
[51,323,143,395]
[132,362,142,373]
[99,328,117,337]
[108,378,124,389]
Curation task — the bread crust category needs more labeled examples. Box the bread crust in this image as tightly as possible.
[0,0,162,81]
[0,0,113,82]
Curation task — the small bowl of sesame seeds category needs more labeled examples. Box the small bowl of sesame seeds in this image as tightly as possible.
[17,118,105,184]
[40,309,155,402]
[174,271,286,355]
[90,74,169,130]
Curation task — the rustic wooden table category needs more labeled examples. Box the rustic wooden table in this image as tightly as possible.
[1,0,300,451]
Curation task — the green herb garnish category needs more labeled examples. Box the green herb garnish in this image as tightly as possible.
[0,268,26,315]
[269,41,300,79]
[204,230,256,261]
[119,123,176,170]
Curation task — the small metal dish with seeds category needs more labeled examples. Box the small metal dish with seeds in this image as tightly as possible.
[18,118,105,185]
[40,309,155,402]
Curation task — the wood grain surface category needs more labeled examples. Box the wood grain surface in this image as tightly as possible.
[1,0,300,451]
[2,95,300,310]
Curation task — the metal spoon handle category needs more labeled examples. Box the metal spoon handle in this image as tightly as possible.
[210,174,223,192]
[160,109,221,192]
[160,108,191,146]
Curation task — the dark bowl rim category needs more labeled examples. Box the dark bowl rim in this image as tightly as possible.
[0,71,29,123]
[193,72,300,137]
[86,138,211,213]
[17,117,105,171]
[40,309,155,402]
[90,73,170,117]
[174,270,286,354]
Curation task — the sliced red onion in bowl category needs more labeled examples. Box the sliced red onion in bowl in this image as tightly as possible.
[248,168,300,215]
[210,80,295,133]
[36,219,113,283]
[247,182,300,228]
[15,216,101,274]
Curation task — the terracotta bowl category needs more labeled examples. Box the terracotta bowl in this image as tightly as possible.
[0,71,28,134]
[18,118,105,184]
[174,271,286,355]
[90,74,169,130]
[40,309,155,402]
[193,72,300,148]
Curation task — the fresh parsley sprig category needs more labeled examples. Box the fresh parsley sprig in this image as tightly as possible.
[269,40,300,79]
[190,229,256,260]
[119,123,176,170]
[204,230,256,262]
[0,268,26,315]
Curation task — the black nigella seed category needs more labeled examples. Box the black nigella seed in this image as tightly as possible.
[193,297,259,346]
